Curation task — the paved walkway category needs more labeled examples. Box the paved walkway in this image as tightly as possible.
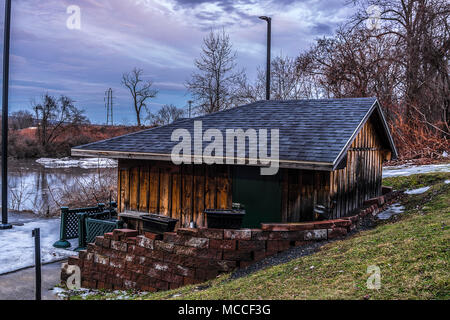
[0,260,65,300]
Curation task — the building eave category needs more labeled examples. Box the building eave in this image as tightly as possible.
[71,148,335,171]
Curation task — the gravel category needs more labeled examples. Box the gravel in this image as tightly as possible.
[229,241,329,280]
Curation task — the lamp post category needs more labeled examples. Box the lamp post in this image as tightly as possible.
[187,100,193,118]
[1,0,12,230]
[259,16,271,101]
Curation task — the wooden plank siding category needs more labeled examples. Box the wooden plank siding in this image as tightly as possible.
[279,117,388,220]
[117,160,232,228]
[280,169,330,222]
[328,118,386,218]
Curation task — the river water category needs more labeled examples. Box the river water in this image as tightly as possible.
[1,159,116,216]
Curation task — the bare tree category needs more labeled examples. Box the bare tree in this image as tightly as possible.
[270,55,311,100]
[237,54,318,104]
[234,72,265,104]
[297,26,402,114]
[293,0,449,159]
[186,29,245,114]
[350,0,449,129]
[122,68,158,126]
[32,94,89,148]
[148,104,185,126]
[47,167,117,216]
[10,110,34,130]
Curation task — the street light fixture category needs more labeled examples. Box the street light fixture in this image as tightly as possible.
[1,0,12,230]
[259,16,271,101]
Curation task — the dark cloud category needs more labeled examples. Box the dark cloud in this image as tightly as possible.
[310,22,333,35]
[173,0,244,8]
[171,0,351,31]
[175,0,258,31]
[194,10,222,22]
[172,0,257,20]
[172,0,237,12]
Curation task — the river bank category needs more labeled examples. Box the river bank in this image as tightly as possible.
[2,158,116,216]
[8,125,144,159]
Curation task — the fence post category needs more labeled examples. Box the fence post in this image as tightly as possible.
[74,212,88,251]
[53,207,71,248]
[32,228,41,301]
[109,201,117,216]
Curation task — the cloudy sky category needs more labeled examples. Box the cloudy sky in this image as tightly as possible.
[0,0,356,124]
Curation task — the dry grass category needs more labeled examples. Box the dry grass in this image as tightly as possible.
[44,168,117,216]
[9,124,147,159]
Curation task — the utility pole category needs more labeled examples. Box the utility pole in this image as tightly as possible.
[1,0,12,230]
[187,100,193,118]
[259,16,271,101]
[104,88,113,125]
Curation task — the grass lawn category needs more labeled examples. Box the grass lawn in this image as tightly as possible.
[69,172,450,300]
[382,172,449,191]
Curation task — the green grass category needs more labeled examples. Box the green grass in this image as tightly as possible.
[69,173,450,300]
[383,172,450,191]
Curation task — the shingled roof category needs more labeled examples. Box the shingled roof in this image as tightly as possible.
[72,97,397,171]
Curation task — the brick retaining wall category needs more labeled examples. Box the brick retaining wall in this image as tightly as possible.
[62,191,400,292]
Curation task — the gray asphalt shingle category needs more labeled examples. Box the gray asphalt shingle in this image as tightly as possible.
[73,97,381,164]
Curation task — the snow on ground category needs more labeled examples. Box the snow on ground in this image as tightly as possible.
[405,186,431,195]
[53,287,150,300]
[0,212,76,275]
[383,163,450,178]
[377,163,450,220]
[36,157,117,169]
[377,203,405,220]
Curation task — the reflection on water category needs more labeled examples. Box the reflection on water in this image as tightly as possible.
[1,159,114,215]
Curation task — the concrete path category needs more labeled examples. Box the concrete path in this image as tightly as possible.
[0,260,65,300]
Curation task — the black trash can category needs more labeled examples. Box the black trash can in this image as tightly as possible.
[141,214,178,234]
[205,207,246,229]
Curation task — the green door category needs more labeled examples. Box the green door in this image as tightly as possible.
[232,166,282,228]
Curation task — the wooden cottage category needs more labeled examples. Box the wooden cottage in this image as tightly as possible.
[72,97,397,228]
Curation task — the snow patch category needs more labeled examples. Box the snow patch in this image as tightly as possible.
[383,163,450,178]
[405,186,430,195]
[0,215,75,275]
[53,287,150,300]
[377,203,405,220]
[36,157,117,169]
[51,287,67,299]
[445,180,450,184]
